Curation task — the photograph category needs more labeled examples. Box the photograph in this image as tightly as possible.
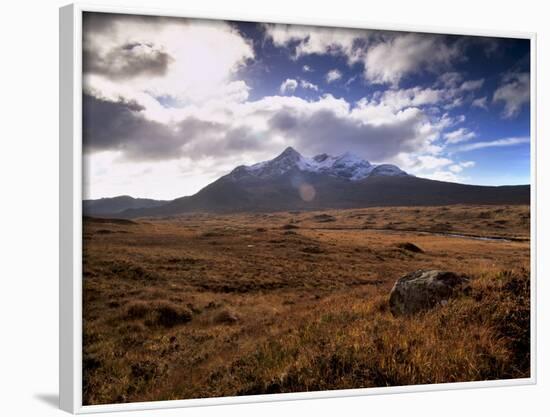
[81,11,531,405]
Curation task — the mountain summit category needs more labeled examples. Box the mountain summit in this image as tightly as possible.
[230,147,407,181]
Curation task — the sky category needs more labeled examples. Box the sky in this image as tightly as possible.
[82,12,531,200]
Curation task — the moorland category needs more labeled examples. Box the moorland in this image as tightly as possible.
[82,204,530,404]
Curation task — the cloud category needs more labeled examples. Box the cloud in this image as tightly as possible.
[357,79,487,121]
[438,72,463,88]
[83,12,254,105]
[423,170,463,183]
[83,93,224,161]
[83,92,277,162]
[281,78,318,93]
[493,72,530,118]
[362,33,462,85]
[449,161,475,173]
[400,154,468,183]
[263,95,446,161]
[444,128,476,144]
[459,79,484,91]
[83,41,174,80]
[326,69,342,83]
[472,96,488,110]
[377,87,443,111]
[84,85,454,167]
[82,13,176,81]
[432,74,485,110]
[414,155,453,170]
[457,137,530,152]
[345,76,357,87]
[299,79,319,91]
[268,106,427,160]
[83,14,528,199]
[263,23,365,59]
[280,78,298,94]
[264,26,463,87]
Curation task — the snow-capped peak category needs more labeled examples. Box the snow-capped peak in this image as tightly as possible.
[229,148,408,181]
[276,146,301,159]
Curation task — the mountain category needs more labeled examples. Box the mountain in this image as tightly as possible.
[108,147,529,218]
[83,195,167,217]
[230,147,407,181]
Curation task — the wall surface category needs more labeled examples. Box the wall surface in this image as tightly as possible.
[0,0,547,415]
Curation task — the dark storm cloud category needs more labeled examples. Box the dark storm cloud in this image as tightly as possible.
[83,94,269,161]
[83,42,174,80]
[84,93,176,160]
[268,108,426,161]
[270,112,299,131]
[83,94,214,161]
[83,12,176,80]
[83,11,180,35]
[84,90,434,163]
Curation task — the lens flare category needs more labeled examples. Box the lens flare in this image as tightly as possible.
[299,183,316,202]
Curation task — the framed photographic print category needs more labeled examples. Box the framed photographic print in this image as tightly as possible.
[59,3,536,413]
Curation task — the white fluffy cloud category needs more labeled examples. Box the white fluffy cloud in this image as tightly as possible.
[265,25,463,86]
[299,79,319,91]
[362,33,461,85]
[280,78,298,94]
[423,170,463,183]
[394,154,472,184]
[263,23,364,60]
[415,155,453,170]
[83,14,254,106]
[493,72,530,118]
[377,87,443,111]
[326,69,342,83]
[281,78,318,93]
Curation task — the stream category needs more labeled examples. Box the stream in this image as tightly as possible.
[307,226,528,243]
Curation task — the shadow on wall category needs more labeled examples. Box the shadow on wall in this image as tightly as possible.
[34,393,59,409]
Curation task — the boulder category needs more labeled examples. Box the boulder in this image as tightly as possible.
[389,270,470,316]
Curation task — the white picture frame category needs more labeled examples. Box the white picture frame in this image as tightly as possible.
[59,3,537,413]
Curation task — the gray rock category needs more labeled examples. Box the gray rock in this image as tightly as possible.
[389,270,470,316]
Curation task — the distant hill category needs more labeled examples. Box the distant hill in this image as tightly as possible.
[86,148,530,218]
[83,195,167,217]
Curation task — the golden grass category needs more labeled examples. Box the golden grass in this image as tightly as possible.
[220,268,529,395]
[82,205,530,404]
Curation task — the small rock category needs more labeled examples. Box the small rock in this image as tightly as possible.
[389,270,470,316]
[312,214,336,223]
[396,242,424,253]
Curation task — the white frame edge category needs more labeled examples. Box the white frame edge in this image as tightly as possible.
[59,3,537,414]
[60,3,77,413]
